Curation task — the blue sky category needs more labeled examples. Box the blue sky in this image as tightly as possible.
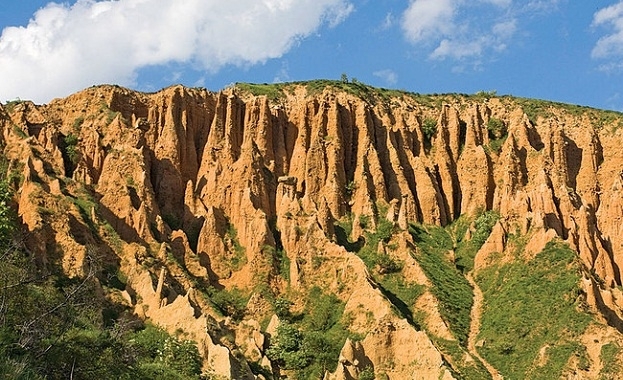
[1,1,623,111]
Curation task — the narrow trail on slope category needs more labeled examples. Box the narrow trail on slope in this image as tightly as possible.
[466,271,504,380]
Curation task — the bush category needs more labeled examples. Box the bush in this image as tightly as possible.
[64,134,80,164]
[376,254,403,274]
[208,286,248,321]
[487,117,506,139]
[266,323,310,370]
[422,117,437,146]
[454,211,499,273]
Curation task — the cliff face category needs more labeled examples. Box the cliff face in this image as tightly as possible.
[3,82,623,379]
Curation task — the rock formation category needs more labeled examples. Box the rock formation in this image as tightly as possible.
[2,82,623,379]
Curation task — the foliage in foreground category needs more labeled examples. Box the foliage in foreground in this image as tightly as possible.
[266,287,350,379]
[0,169,204,380]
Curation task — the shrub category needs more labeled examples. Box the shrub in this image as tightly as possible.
[208,287,248,321]
[486,117,506,139]
[422,117,437,143]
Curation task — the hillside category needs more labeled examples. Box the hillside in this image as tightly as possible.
[1,80,623,379]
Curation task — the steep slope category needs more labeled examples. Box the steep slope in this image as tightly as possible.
[2,81,623,379]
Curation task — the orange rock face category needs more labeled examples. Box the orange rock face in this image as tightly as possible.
[3,83,623,378]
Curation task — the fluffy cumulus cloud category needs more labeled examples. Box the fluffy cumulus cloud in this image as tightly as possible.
[401,0,518,61]
[0,0,353,103]
[592,1,623,63]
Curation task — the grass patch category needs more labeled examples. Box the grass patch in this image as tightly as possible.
[476,240,591,379]
[599,342,622,379]
[409,224,473,344]
[225,223,247,271]
[236,82,287,101]
[432,337,492,379]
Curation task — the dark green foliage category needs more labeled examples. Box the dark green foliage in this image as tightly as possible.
[477,240,591,379]
[0,170,203,379]
[266,323,311,370]
[64,134,80,164]
[378,274,425,309]
[0,172,15,249]
[422,117,437,148]
[72,116,85,131]
[207,286,248,321]
[274,297,293,320]
[487,118,506,139]
[303,287,344,332]
[454,211,499,273]
[486,117,507,153]
[359,366,375,380]
[356,215,395,271]
[267,219,290,281]
[376,254,403,274]
[131,324,203,378]
[3,99,24,114]
[266,287,349,378]
[599,342,621,379]
[432,337,492,379]
[409,224,473,344]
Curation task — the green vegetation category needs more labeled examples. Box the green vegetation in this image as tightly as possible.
[432,337,492,379]
[359,366,375,380]
[64,134,80,164]
[477,240,591,379]
[99,101,120,124]
[599,342,621,379]
[3,99,23,113]
[509,96,623,128]
[453,211,499,273]
[72,116,85,131]
[12,124,28,139]
[486,117,507,153]
[207,286,249,321]
[235,81,623,138]
[0,170,204,379]
[235,82,288,102]
[225,223,247,271]
[334,211,424,327]
[409,224,474,344]
[422,117,438,149]
[0,169,15,247]
[266,287,350,379]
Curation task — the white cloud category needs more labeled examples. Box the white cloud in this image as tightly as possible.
[0,0,353,103]
[400,0,531,63]
[273,61,291,83]
[373,69,398,86]
[524,0,561,12]
[401,0,456,43]
[378,13,394,31]
[592,1,623,59]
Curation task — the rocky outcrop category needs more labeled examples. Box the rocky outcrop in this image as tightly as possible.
[3,83,623,378]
